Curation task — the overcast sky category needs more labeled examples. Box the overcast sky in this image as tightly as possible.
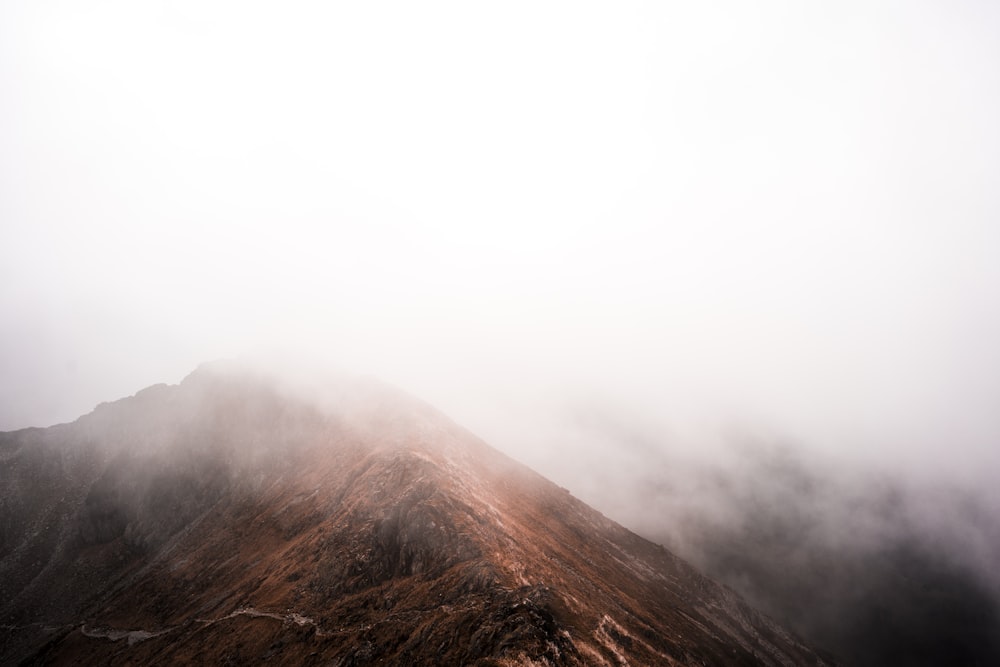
[2,1,999,486]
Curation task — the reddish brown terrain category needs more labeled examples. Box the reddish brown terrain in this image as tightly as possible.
[1,362,833,665]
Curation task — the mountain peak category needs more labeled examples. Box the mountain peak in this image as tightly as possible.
[1,363,833,665]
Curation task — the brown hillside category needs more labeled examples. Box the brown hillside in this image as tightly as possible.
[0,363,833,666]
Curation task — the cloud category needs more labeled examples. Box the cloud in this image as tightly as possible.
[2,11,1000,655]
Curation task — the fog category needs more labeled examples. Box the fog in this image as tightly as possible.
[2,1,1000,660]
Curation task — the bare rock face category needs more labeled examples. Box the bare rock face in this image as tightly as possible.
[0,362,835,665]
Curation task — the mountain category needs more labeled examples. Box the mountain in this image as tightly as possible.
[0,362,833,666]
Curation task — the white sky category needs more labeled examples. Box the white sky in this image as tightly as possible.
[2,1,999,483]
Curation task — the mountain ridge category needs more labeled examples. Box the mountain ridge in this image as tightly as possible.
[1,363,833,665]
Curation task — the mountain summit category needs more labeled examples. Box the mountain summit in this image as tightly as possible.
[1,362,832,665]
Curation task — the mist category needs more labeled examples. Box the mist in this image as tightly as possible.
[2,1,1000,662]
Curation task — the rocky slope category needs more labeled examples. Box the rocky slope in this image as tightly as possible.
[0,362,833,665]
